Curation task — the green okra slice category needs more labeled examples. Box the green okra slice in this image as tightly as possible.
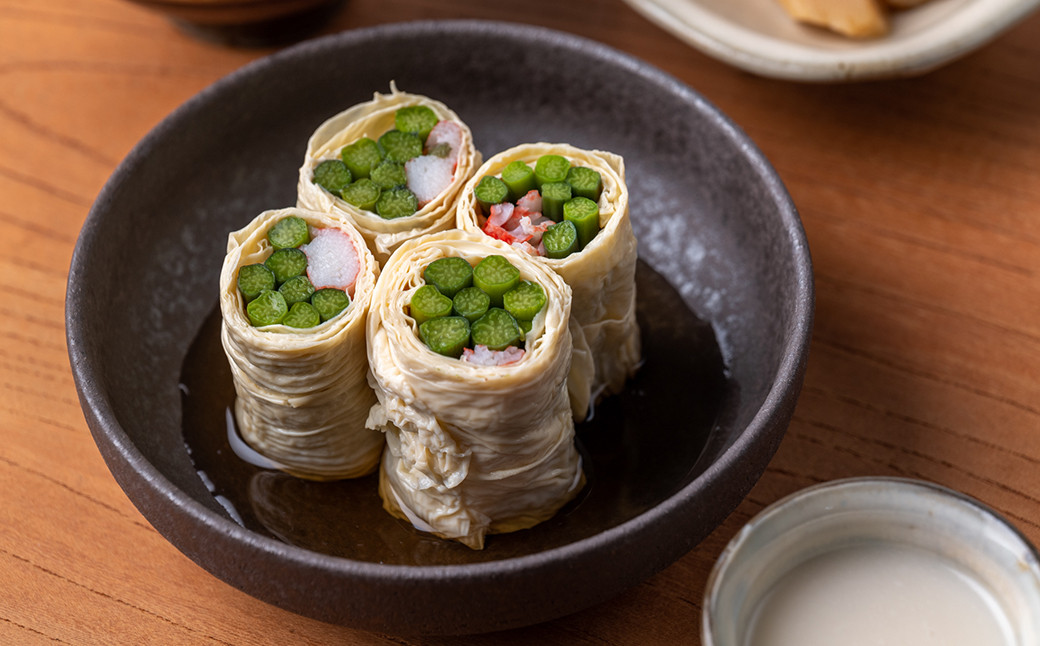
[410,284,453,325]
[503,281,546,321]
[540,181,572,222]
[534,154,570,187]
[379,129,423,163]
[278,274,315,305]
[394,105,439,142]
[370,160,408,189]
[500,160,537,202]
[423,256,473,298]
[473,175,509,215]
[452,286,490,323]
[312,160,353,195]
[265,247,307,285]
[542,220,578,259]
[311,288,350,321]
[419,316,471,358]
[247,289,288,327]
[340,137,383,179]
[267,215,310,250]
[471,308,521,351]
[375,187,418,219]
[566,166,603,202]
[283,301,321,329]
[237,263,276,302]
[340,178,381,211]
[472,255,521,307]
[563,196,600,249]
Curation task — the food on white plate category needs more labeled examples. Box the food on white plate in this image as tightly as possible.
[776,0,933,38]
[776,0,887,38]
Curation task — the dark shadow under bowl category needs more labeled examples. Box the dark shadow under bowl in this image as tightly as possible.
[66,20,813,635]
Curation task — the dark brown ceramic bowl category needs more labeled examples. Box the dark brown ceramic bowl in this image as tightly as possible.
[66,20,813,635]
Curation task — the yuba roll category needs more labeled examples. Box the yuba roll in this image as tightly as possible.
[297,83,481,264]
[219,207,382,480]
[456,143,640,419]
[366,230,585,549]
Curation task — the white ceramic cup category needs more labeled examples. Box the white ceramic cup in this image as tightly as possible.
[703,477,1040,646]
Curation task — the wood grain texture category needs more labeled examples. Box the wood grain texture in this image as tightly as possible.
[2,0,1038,643]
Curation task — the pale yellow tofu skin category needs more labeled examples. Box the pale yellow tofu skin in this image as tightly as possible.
[776,0,889,38]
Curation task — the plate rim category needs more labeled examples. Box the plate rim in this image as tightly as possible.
[621,0,1040,81]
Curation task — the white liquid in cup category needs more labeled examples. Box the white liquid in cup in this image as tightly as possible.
[747,542,1013,646]
[702,478,1040,646]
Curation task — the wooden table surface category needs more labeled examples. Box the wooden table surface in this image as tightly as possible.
[4,0,1040,643]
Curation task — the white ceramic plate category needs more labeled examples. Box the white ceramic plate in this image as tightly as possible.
[622,0,1040,81]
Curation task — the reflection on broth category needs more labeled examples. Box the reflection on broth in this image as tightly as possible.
[181,261,729,565]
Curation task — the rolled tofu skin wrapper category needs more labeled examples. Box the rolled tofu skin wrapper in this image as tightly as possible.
[456,143,640,418]
[366,230,585,550]
[297,83,481,264]
[219,207,383,480]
